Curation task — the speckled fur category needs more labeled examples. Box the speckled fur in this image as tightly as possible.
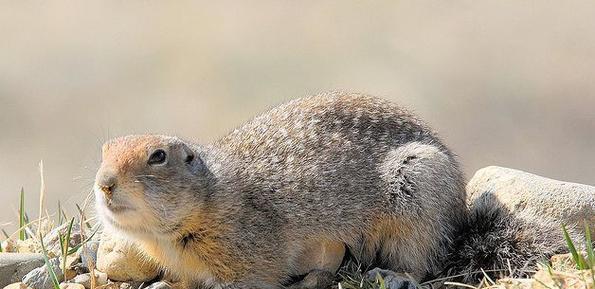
[95,92,468,288]
[444,191,586,284]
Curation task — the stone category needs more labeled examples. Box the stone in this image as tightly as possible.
[59,283,85,289]
[94,270,109,286]
[96,233,159,282]
[22,257,64,289]
[79,241,99,270]
[550,253,576,271]
[143,282,171,289]
[57,249,82,281]
[42,222,82,257]
[0,253,45,287]
[15,239,38,254]
[496,278,533,289]
[533,266,593,289]
[95,282,124,289]
[365,268,417,289]
[2,283,32,289]
[467,166,595,232]
[71,270,108,288]
[71,274,90,288]
[1,239,17,253]
[63,268,77,282]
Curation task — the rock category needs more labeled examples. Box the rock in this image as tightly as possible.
[42,222,82,257]
[2,282,32,289]
[79,241,99,270]
[55,249,83,282]
[96,233,159,282]
[0,253,45,287]
[22,257,64,289]
[2,239,17,253]
[71,274,91,288]
[550,253,576,271]
[496,278,533,289]
[143,282,171,289]
[59,283,85,289]
[95,282,126,289]
[71,270,108,288]
[15,239,38,254]
[63,269,77,283]
[533,266,593,289]
[467,166,595,231]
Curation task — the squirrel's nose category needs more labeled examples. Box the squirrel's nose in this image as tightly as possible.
[97,173,117,200]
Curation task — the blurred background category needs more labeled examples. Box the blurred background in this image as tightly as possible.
[1,1,594,231]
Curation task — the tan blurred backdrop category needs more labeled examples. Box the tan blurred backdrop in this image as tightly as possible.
[1,1,594,231]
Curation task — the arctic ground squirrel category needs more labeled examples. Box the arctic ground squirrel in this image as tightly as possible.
[94,91,580,288]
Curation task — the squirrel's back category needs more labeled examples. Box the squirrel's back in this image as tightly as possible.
[202,92,467,279]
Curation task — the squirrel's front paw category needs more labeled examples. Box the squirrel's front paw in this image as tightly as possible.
[286,269,335,289]
[366,268,417,289]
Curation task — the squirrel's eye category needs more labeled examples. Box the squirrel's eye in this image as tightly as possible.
[148,149,167,165]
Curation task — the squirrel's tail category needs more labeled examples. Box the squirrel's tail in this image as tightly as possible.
[442,191,585,283]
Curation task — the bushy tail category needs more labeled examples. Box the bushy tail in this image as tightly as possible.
[442,191,585,284]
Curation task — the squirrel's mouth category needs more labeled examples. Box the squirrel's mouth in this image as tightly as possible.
[94,188,138,221]
[106,204,134,214]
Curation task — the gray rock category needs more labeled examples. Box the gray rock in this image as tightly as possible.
[22,257,64,289]
[59,283,85,289]
[366,268,416,289]
[43,222,82,257]
[467,166,595,231]
[0,253,45,287]
[71,274,90,288]
[143,281,171,289]
[70,270,108,288]
[79,241,99,270]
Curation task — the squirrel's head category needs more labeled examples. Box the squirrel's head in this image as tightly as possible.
[94,135,208,238]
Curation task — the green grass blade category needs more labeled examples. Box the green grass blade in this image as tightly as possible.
[562,224,587,269]
[40,234,62,289]
[62,217,75,275]
[19,188,26,241]
[65,217,74,251]
[583,221,595,286]
[67,225,99,255]
[376,272,386,289]
[58,232,65,255]
[563,224,580,266]
[585,221,594,268]
[1,229,9,239]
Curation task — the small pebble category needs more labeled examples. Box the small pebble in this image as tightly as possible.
[59,283,85,289]
[71,270,108,289]
[143,281,172,289]
[2,282,31,289]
